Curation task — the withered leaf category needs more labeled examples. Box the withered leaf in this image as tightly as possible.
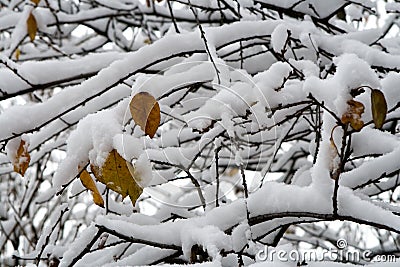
[329,137,340,180]
[13,139,30,177]
[225,167,239,177]
[371,89,387,129]
[341,100,364,131]
[91,149,142,205]
[27,12,37,42]
[79,169,104,207]
[15,48,20,61]
[31,0,40,4]
[129,92,160,138]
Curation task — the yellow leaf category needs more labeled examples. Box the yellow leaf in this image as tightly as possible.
[129,92,160,138]
[27,12,37,42]
[31,0,40,4]
[79,169,104,207]
[13,139,30,177]
[371,89,387,129]
[341,100,364,131]
[143,38,152,45]
[15,48,20,60]
[91,149,143,205]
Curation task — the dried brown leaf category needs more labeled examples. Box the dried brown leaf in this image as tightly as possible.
[371,89,387,129]
[341,100,365,131]
[91,149,142,205]
[27,12,37,42]
[13,139,30,177]
[129,92,160,138]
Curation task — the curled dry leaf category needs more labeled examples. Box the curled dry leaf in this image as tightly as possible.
[91,149,143,205]
[329,137,340,180]
[27,12,37,42]
[13,139,31,177]
[129,92,160,138]
[79,169,104,207]
[371,89,387,129]
[341,99,364,131]
[31,0,41,4]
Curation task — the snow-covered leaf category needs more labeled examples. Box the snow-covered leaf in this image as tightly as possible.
[341,100,364,131]
[91,149,142,205]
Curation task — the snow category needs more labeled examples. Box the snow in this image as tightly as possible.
[103,247,177,266]
[59,224,98,267]
[271,24,289,53]
[303,53,380,116]
[132,61,216,101]
[6,5,33,57]
[35,203,69,256]
[381,72,400,109]
[181,224,232,260]
[139,262,221,267]
[256,0,348,19]
[113,133,145,160]
[255,61,292,108]
[340,145,400,189]
[0,52,123,96]
[385,2,400,13]
[83,175,400,265]
[319,37,400,71]
[232,222,250,252]
[134,153,153,187]
[346,4,363,21]
[350,127,398,157]
[5,136,21,165]
[2,1,400,266]
[338,187,400,231]
[0,20,283,144]
[52,101,126,191]
[248,182,331,216]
